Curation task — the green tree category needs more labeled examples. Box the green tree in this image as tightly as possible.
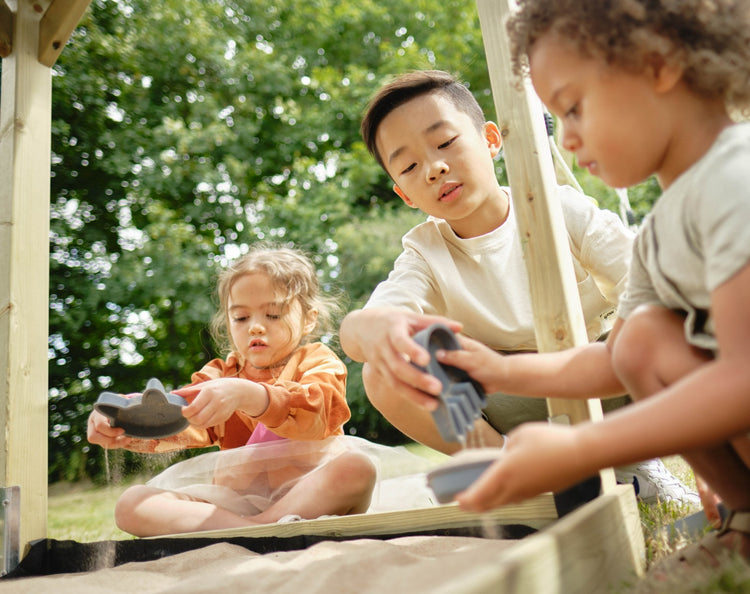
[47,0,491,481]
[47,0,660,481]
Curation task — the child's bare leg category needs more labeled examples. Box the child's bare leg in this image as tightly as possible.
[250,451,377,523]
[611,305,712,399]
[612,305,750,511]
[363,363,505,454]
[114,485,261,537]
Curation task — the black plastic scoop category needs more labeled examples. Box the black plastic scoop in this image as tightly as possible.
[94,378,189,439]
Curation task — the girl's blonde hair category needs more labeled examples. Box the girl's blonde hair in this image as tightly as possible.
[507,0,750,113]
[210,243,339,355]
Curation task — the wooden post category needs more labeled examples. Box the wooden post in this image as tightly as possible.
[38,0,91,67]
[476,0,615,492]
[0,0,53,548]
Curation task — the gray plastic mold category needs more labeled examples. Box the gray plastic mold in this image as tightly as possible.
[412,323,487,443]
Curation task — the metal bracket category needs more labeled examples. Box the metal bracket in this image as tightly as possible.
[1,486,20,576]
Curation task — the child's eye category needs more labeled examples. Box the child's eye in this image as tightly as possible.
[266,314,281,320]
[565,103,579,119]
[232,316,248,323]
[400,163,416,175]
[438,136,457,149]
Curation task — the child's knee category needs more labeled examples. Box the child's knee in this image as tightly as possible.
[113,485,150,532]
[611,305,674,381]
[332,451,377,495]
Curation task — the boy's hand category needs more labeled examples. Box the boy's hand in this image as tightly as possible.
[346,309,463,410]
[87,409,131,450]
[455,422,591,510]
[179,378,269,428]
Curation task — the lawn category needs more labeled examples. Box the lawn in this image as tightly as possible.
[44,452,749,593]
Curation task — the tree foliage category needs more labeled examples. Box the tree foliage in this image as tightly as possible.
[45,0,659,482]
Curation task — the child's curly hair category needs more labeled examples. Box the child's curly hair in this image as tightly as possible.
[210,243,339,355]
[507,0,750,113]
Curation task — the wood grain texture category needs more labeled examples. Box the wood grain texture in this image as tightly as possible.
[0,0,53,548]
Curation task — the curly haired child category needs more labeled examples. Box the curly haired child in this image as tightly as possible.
[435,0,750,564]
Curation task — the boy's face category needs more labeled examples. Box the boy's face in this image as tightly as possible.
[375,92,503,238]
[529,32,682,189]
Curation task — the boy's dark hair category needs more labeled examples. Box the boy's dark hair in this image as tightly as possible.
[360,70,486,170]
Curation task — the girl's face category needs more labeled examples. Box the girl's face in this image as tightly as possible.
[529,32,677,188]
[227,272,317,369]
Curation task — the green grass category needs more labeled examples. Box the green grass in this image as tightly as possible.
[45,453,749,592]
[48,479,135,542]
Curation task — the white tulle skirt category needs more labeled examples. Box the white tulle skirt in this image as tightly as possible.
[146,436,439,517]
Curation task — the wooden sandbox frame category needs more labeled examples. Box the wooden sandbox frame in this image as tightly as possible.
[0,0,645,589]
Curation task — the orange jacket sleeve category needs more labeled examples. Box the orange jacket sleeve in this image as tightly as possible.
[126,343,349,451]
[253,343,350,440]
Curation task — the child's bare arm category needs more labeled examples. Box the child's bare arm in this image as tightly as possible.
[180,377,269,429]
[436,322,626,399]
[456,265,750,511]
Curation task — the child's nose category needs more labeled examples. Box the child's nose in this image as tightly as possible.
[560,125,580,153]
[427,161,449,182]
[249,320,265,335]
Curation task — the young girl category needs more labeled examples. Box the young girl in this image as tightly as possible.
[87,244,377,537]
[431,0,750,563]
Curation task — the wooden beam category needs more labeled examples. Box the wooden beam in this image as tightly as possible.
[476,0,607,428]
[157,493,558,540]
[38,0,91,67]
[477,0,617,495]
[0,0,51,550]
[0,1,12,58]
[442,485,645,592]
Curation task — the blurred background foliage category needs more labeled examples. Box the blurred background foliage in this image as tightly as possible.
[30,0,659,483]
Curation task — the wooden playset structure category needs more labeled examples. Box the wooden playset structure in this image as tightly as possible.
[0,0,646,589]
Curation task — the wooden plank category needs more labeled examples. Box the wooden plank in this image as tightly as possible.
[476,0,605,429]
[476,0,617,495]
[440,485,646,593]
[0,1,12,58]
[0,0,52,549]
[158,493,558,540]
[38,0,91,67]
[162,488,645,593]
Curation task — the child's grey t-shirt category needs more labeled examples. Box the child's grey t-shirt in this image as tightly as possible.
[618,122,750,353]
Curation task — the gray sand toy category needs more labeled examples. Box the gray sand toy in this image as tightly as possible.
[426,447,502,504]
[411,323,487,443]
[94,378,189,439]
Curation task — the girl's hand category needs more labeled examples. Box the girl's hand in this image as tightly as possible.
[455,422,591,511]
[86,409,132,450]
[179,378,269,428]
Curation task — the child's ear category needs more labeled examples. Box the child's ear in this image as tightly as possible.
[484,122,503,158]
[647,52,684,94]
[303,309,318,335]
[393,184,418,208]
